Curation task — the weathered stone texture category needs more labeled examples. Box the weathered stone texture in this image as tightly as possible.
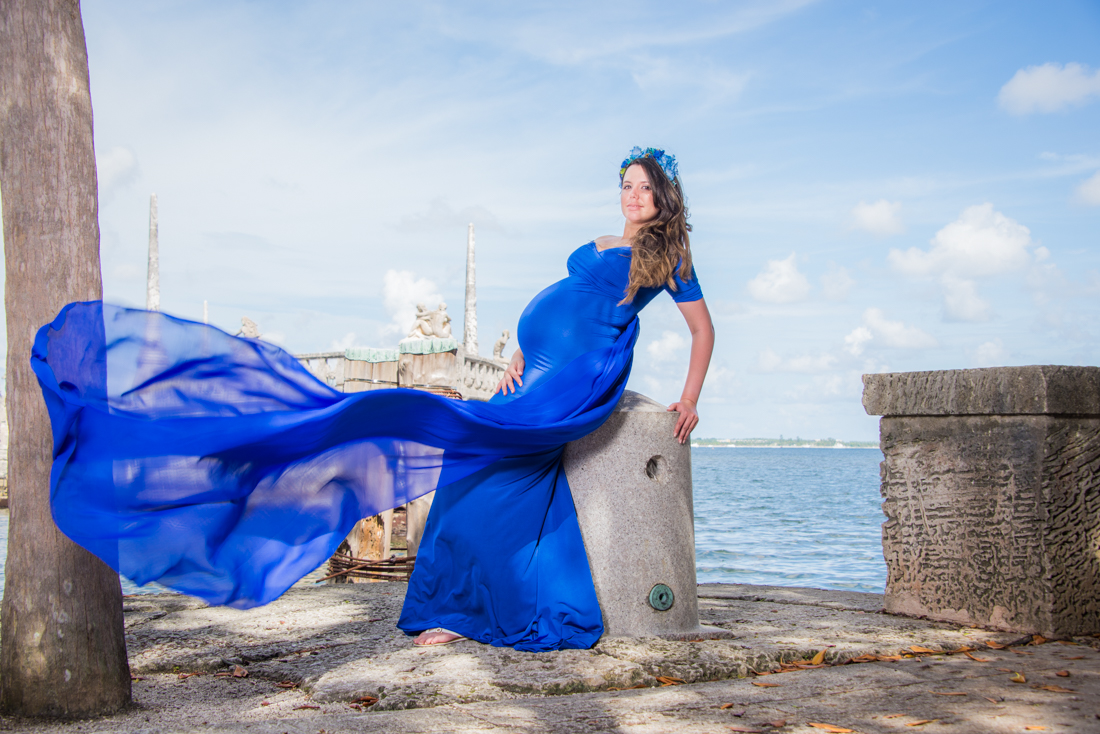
[863,365,1100,417]
[876,411,1100,637]
[564,391,723,639]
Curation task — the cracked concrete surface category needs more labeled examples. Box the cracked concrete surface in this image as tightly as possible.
[2,581,1097,733]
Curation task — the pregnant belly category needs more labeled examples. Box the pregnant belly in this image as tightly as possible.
[512,278,622,389]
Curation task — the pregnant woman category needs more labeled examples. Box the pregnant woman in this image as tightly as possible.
[32,147,714,653]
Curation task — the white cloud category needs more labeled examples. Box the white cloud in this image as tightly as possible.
[890,204,1033,278]
[973,339,1007,367]
[1076,170,1100,206]
[849,308,937,351]
[821,262,855,301]
[631,58,750,103]
[331,332,357,351]
[747,253,810,303]
[398,198,502,232]
[381,270,444,338]
[940,274,990,322]
[96,146,140,202]
[756,348,836,373]
[844,326,872,356]
[850,200,903,236]
[757,348,783,372]
[647,330,688,361]
[888,204,1035,322]
[998,62,1100,115]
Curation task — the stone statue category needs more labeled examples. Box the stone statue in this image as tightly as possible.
[407,303,452,340]
[493,329,510,364]
[237,317,261,339]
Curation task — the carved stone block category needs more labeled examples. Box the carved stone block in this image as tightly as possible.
[865,367,1100,637]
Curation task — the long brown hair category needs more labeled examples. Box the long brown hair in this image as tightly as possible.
[620,156,693,305]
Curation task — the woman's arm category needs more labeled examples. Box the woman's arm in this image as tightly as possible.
[495,348,526,395]
[667,298,714,444]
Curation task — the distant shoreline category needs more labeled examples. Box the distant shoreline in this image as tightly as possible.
[691,438,879,449]
[691,444,880,450]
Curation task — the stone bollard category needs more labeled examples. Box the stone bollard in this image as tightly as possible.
[564,390,728,639]
[863,366,1100,638]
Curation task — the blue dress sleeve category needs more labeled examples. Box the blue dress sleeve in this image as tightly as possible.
[665,264,703,303]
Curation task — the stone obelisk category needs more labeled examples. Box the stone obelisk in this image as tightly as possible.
[146,193,159,311]
[463,222,477,355]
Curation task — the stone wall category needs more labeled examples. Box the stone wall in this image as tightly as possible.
[864,366,1100,637]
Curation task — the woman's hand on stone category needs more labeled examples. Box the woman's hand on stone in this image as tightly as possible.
[667,399,698,445]
[495,350,525,395]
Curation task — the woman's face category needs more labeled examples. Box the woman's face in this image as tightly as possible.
[621,163,659,225]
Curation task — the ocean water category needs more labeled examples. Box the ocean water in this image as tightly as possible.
[693,446,886,593]
[0,446,887,597]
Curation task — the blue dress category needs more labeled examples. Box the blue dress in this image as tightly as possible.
[33,241,702,652]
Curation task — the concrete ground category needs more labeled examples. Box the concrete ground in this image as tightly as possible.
[1,578,1097,733]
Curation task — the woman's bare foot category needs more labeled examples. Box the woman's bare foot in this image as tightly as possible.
[412,627,465,646]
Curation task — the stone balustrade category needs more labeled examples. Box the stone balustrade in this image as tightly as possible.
[454,347,507,401]
[296,345,504,401]
[863,365,1100,637]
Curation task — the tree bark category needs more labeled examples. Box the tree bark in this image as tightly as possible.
[0,0,131,717]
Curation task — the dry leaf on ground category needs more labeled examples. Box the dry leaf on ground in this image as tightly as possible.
[768,720,787,727]
[906,721,938,728]
[1024,727,1047,731]
[1055,670,1070,677]
[276,681,299,689]
[1030,635,1047,645]
[751,680,780,687]
[964,652,991,662]
[807,724,854,733]
[1031,684,1075,693]
[1065,656,1086,660]
[1010,672,1027,683]
[910,645,936,654]
[656,676,685,686]
[983,696,1001,703]
[811,649,826,665]
[353,695,379,705]
[231,665,248,678]
[877,655,902,661]
[985,640,1009,649]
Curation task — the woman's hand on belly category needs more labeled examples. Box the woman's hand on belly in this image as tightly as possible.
[495,348,526,395]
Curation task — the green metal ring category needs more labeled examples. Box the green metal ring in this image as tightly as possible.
[648,583,674,611]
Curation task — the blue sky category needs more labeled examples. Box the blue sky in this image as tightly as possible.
[11,0,1100,441]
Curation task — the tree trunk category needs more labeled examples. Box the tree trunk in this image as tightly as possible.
[0,0,131,717]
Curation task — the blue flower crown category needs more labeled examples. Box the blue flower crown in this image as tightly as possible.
[619,146,679,185]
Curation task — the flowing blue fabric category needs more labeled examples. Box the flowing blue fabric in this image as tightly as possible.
[33,242,702,651]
